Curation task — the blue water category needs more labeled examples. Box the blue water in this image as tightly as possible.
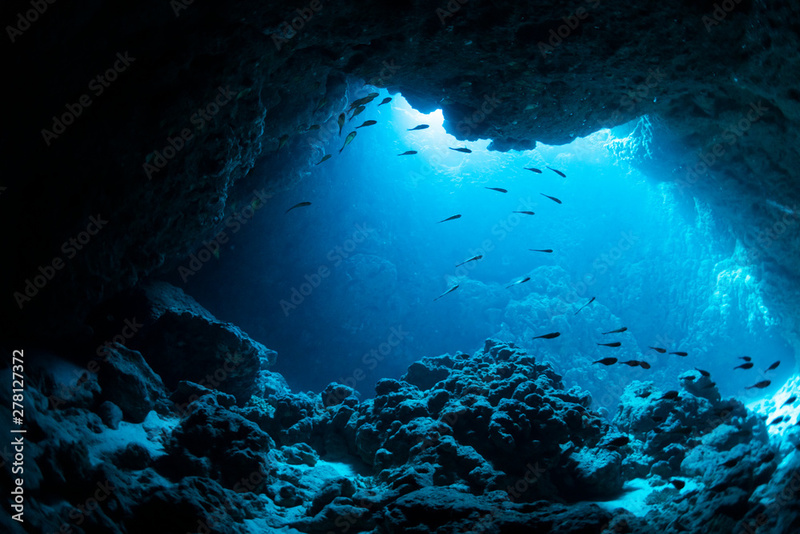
[176,88,794,417]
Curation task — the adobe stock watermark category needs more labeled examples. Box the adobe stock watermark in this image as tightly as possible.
[456,93,502,137]
[271,0,323,51]
[677,100,769,194]
[40,52,136,146]
[279,223,375,316]
[178,188,271,282]
[12,214,108,310]
[324,325,411,404]
[743,203,800,263]
[143,85,234,180]
[702,0,747,33]
[5,0,58,43]
[537,0,602,57]
[436,0,470,26]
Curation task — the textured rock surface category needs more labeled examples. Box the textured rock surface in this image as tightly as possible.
[3,336,800,532]
[5,0,800,351]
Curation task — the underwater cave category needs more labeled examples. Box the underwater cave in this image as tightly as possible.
[3,1,800,533]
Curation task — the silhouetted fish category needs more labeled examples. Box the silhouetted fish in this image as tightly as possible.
[315,154,332,165]
[597,342,621,347]
[398,151,418,156]
[355,120,377,129]
[525,167,543,173]
[339,131,357,153]
[547,166,566,177]
[593,358,618,366]
[670,351,688,357]
[506,276,531,289]
[734,362,754,370]
[485,187,507,193]
[437,214,461,223]
[602,327,628,335]
[513,211,535,215]
[278,134,289,149]
[739,356,752,361]
[285,202,311,213]
[529,249,553,253]
[338,113,346,136]
[378,97,392,106]
[769,416,785,425]
[620,360,639,367]
[766,361,780,371]
[349,105,366,121]
[660,390,679,400]
[533,332,560,340]
[746,380,771,389]
[783,395,797,406]
[670,479,685,490]
[683,375,695,381]
[408,124,429,131]
[455,255,482,267]
[639,361,651,369]
[540,193,562,204]
[433,284,459,302]
[695,368,710,377]
[450,147,472,153]
[574,296,595,315]
[649,347,667,354]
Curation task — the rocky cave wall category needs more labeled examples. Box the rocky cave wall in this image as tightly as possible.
[4,0,800,349]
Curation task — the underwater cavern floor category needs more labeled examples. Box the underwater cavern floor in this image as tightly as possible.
[2,281,800,534]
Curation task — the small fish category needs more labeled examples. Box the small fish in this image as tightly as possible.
[670,479,686,490]
[408,124,429,131]
[307,124,321,131]
[349,105,366,121]
[540,193,562,204]
[649,347,667,354]
[721,457,739,468]
[313,97,327,112]
[455,255,482,267]
[437,214,461,223]
[278,134,289,150]
[597,342,622,347]
[695,368,710,377]
[606,436,630,447]
[485,187,507,193]
[529,249,553,253]
[620,360,640,367]
[339,131,357,153]
[524,167,542,173]
[337,113,346,136]
[506,276,531,289]
[734,362,754,370]
[433,284,459,302]
[315,154,332,165]
[513,211,535,215]
[703,382,717,389]
[660,390,680,400]
[546,166,566,177]
[670,351,688,357]
[783,395,797,406]
[746,380,771,390]
[766,361,780,371]
[574,296,595,315]
[285,201,311,214]
[739,356,752,361]
[769,416,785,425]
[398,150,418,156]
[533,332,561,340]
[355,120,377,129]
[450,147,472,153]
[593,358,618,366]
[378,97,392,106]
[639,361,651,369]
[683,375,696,381]
[602,327,628,335]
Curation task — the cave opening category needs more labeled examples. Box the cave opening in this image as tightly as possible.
[170,90,795,421]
